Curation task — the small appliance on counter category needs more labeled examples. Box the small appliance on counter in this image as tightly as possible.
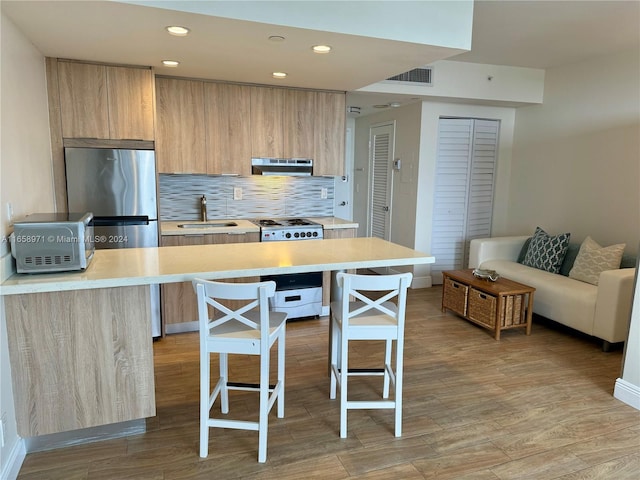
[10,212,95,273]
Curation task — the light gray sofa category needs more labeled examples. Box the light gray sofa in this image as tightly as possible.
[469,236,636,350]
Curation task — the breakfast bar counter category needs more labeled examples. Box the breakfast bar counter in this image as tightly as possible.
[1,237,434,439]
[1,237,431,295]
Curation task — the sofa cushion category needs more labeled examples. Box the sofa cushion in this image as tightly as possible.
[522,227,570,274]
[569,236,626,285]
[559,243,581,276]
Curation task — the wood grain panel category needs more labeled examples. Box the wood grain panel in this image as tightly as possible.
[250,86,284,158]
[322,228,356,305]
[161,233,260,329]
[283,89,315,159]
[314,91,346,176]
[204,82,251,175]
[45,57,67,212]
[155,77,206,173]
[5,286,155,437]
[58,61,109,139]
[106,66,154,140]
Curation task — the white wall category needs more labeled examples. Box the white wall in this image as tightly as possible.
[126,0,474,49]
[509,49,640,253]
[1,12,54,479]
[359,60,545,106]
[353,100,516,287]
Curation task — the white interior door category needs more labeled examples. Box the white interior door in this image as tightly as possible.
[369,123,395,240]
[431,118,499,284]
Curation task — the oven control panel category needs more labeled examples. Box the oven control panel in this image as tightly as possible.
[260,228,323,242]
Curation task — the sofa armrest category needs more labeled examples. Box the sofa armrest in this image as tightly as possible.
[593,268,636,343]
[468,236,529,269]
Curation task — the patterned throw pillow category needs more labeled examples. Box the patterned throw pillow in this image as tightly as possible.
[569,236,626,285]
[522,227,571,274]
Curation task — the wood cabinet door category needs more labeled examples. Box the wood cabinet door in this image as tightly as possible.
[161,232,260,331]
[160,234,209,327]
[58,61,110,139]
[314,91,346,176]
[250,86,284,158]
[106,66,154,141]
[155,77,206,173]
[204,83,251,175]
[322,228,356,305]
[283,89,315,159]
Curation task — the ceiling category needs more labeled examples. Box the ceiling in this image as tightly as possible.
[3,1,639,114]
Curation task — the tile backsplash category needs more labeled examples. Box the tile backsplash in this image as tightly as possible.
[159,174,335,220]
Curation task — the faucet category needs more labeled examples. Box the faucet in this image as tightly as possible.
[200,195,207,222]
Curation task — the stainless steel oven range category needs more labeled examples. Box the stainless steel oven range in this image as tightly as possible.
[253,218,324,319]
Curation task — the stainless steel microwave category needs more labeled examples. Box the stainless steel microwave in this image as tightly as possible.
[10,212,95,273]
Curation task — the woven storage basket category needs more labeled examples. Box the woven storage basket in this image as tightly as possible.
[468,288,497,327]
[443,277,468,316]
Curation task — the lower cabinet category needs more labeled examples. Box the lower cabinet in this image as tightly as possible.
[322,228,357,307]
[161,232,259,334]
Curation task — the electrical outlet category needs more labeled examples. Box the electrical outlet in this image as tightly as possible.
[233,187,242,200]
[321,188,328,199]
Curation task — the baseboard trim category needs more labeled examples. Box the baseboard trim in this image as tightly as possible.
[0,438,25,480]
[614,378,640,411]
[165,321,198,334]
[24,419,146,453]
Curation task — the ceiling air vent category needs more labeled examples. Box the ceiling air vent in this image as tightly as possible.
[386,67,433,86]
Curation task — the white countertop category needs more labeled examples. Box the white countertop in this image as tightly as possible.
[160,217,357,236]
[1,237,432,295]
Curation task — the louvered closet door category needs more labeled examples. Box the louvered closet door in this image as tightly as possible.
[431,118,499,284]
[369,123,395,240]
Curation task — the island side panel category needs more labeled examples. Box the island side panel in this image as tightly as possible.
[5,286,155,437]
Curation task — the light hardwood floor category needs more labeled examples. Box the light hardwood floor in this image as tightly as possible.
[17,286,640,479]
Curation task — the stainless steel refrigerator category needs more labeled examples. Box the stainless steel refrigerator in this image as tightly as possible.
[65,147,161,337]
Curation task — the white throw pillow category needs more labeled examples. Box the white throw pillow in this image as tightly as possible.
[569,236,625,285]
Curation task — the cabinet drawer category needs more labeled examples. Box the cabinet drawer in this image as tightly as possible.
[443,278,469,316]
[468,288,497,327]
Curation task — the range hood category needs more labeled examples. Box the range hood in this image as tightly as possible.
[251,158,313,176]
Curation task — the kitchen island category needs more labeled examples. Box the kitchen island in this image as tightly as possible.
[1,237,434,440]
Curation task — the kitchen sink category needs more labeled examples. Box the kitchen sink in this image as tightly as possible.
[177,222,238,228]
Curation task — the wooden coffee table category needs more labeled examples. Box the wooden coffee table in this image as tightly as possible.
[441,269,535,340]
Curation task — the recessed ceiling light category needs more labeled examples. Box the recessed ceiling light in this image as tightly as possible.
[272,72,287,79]
[162,60,180,67]
[269,35,286,42]
[312,45,332,54]
[166,26,190,36]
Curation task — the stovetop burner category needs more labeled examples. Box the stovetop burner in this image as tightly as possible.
[253,218,323,241]
[256,219,281,227]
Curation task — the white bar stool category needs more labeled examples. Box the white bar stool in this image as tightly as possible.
[193,279,287,463]
[329,272,412,438]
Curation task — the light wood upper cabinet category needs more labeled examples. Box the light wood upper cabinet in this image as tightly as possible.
[283,89,315,159]
[314,91,346,176]
[155,77,207,174]
[106,66,154,141]
[57,61,154,140]
[204,83,251,175]
[58,61,110,139]
[250,86,284,158]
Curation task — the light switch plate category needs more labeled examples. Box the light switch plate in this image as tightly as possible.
[321,188,328,199]
[233,188,242,200]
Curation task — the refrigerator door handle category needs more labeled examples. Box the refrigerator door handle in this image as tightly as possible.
[92,216,150,226]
